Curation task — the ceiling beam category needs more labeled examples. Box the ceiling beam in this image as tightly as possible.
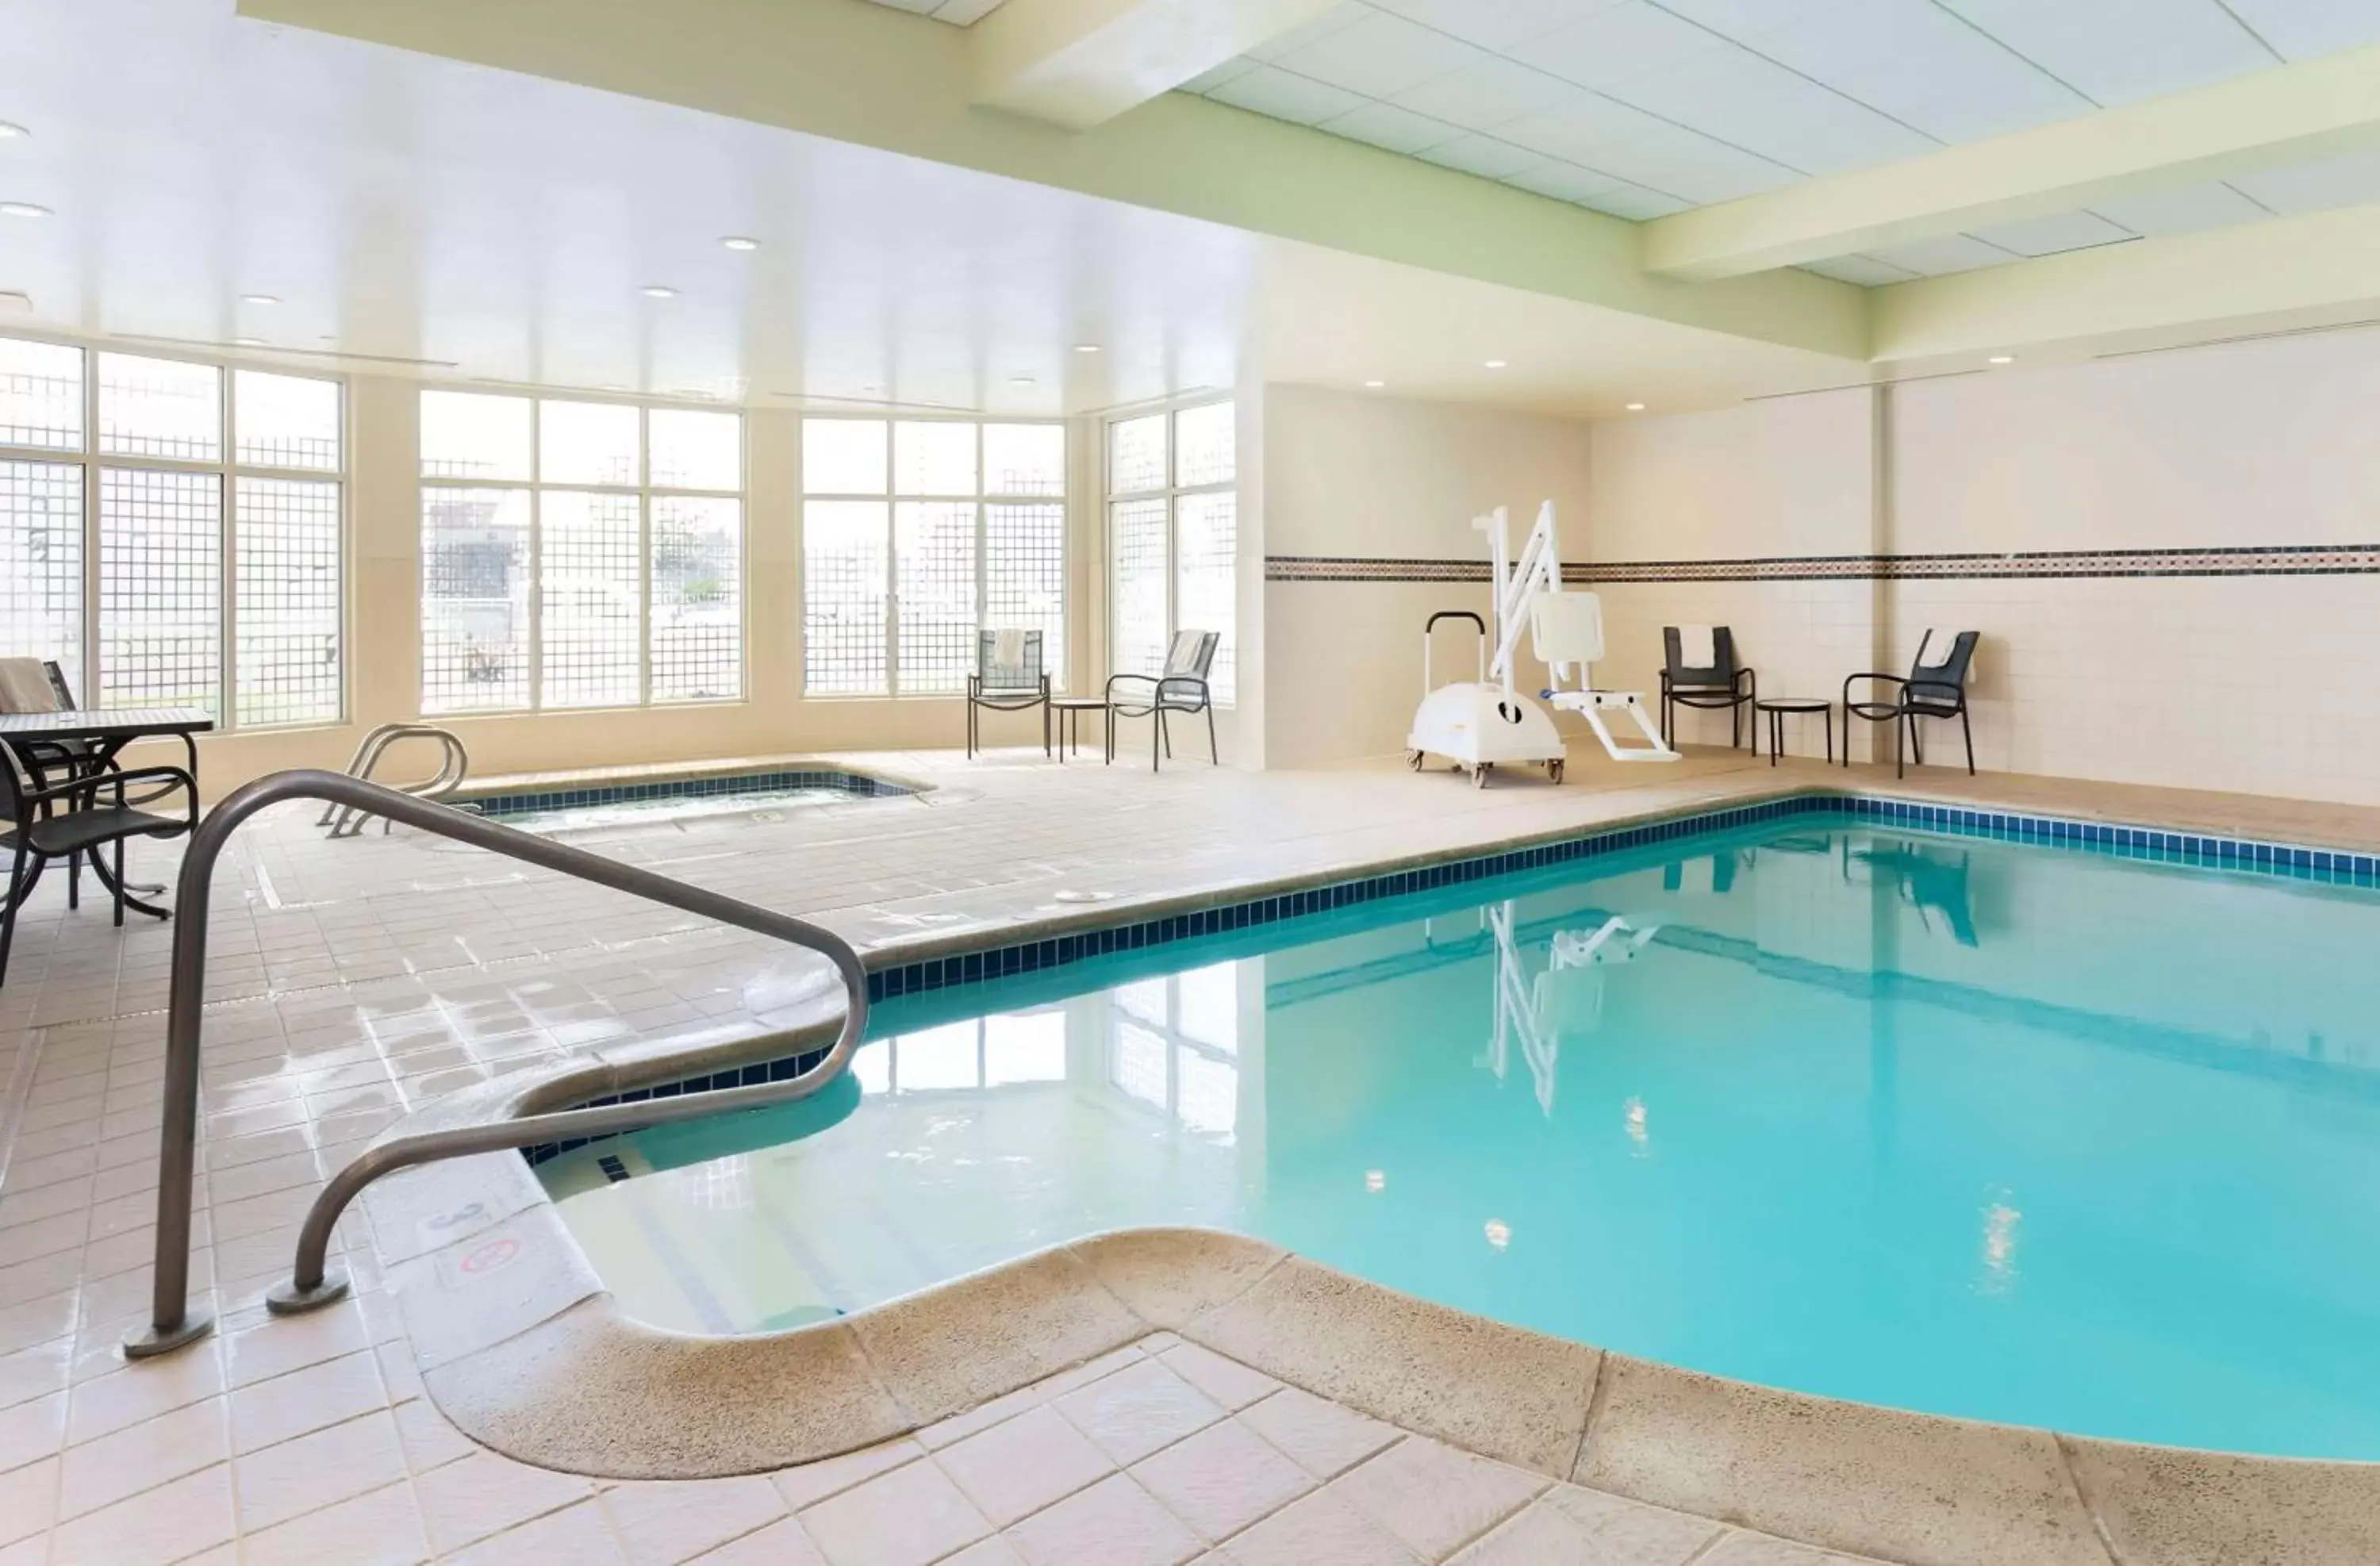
[1642,43,2380,282]
[1872,199,2380,364]
[235,0,1868,360]
[972,0,1339,130]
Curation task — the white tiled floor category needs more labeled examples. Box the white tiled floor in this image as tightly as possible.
[9,743,2345,1562]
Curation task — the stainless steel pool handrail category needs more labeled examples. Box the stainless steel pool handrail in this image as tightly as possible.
[318,723,471,838]
[125,768,869,1359]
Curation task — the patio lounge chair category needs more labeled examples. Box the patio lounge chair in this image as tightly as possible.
[965,628,1050,758]
[1843,629,1980,778]
[1107,629,1219,771]
[1660,626,1757,748]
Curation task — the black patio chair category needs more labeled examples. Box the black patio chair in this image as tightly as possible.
[0,735,198,985]
[965,629,1051,758]
[1659,627,1757,747]
[1107,630,1219,771]
[1843,629,1980,778]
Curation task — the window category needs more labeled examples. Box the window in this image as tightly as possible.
[0,337,345,727]
[800,418,1067,697]
[419,392,743,713]
[1106,400,1235,703]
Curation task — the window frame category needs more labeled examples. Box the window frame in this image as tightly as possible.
[417,390,748,716]
[1103,396,1235,707]
[797,414,1071,700]
[0,333,350,731]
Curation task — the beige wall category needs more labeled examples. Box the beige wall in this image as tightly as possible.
[144,375,1108,796]
[1586,390,1883,757]
[1259,384,1595,768]
[1581,328,2380,803]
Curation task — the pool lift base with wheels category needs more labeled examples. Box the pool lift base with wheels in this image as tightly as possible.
[1407,501,1677,786]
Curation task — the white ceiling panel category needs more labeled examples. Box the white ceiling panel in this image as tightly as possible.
[2221,0,2380,59]
[1317,100,1463,154]
[1270,10,1491,98]
[1203,63,1370,125]
[1940,0,2279,106]
[1245,4,1372,61]
[1367,0,1629,52]
[1609,44,1937,174]
[1170,0,2380,286]
[1799,254,1925,286]
[1864,232,2025,276]
[1586,125,1802,204]
[1965,209,2137,256]
[1415,133,1546,179]
[1503,159,1626,202]
[1528,2,1732,90]
[2088,181,2274,236]
[1388,55,1583,133]
[1734,0,2094,144]
[855,0,1012,21]
[2228,145,2380,211]
[1495,90,1676,163]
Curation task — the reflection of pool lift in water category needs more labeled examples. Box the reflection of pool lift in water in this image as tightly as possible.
[1407,502,1676,786]
[1477,901,1661,1115]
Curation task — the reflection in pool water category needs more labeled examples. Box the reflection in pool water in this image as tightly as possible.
[543,815,2380,1458]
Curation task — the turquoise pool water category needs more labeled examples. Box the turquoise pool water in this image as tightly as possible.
[542,812,2380,1459]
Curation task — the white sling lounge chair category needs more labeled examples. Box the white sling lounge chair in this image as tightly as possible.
[1530,589,1679,763]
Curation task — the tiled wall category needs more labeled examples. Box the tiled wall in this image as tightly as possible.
[1261,329,2380,804]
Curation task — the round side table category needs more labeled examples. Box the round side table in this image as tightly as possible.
[1755,697,1833,766]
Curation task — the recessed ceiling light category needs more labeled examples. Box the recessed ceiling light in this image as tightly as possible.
[232,336,265,347]
[0,122,28,140]
[719,236,760,251]
[1485,359,1507,369]
[1624,401,1645,412]
[0,202,51,219]
[1009,375,1036,387]
[1363,379,1385,389]
[1987,354,2014,365]
[240,294,280,306]
[640,284,678,299]
[0,291,30,316]
[1072,344,1100,355]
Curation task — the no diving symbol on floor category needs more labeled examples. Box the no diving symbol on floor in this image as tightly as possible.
[459,1238,520,1276]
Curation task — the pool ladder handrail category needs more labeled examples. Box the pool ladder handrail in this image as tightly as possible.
[318,723,471,838]
[125,768,869,1359]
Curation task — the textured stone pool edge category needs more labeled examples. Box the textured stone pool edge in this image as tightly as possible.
[374,1176,2380,1566]
[455,764,914,819]
[520,782,2380,1169]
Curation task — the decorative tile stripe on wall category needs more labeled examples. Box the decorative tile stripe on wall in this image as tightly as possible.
[520,789,2380,1166]
[1265,544,2380,584]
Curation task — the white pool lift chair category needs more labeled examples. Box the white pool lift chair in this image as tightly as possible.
[1531,585,1679,763]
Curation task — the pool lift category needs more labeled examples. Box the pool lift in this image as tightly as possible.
[1407,502,1676,786]
[1479,901,1662,1116]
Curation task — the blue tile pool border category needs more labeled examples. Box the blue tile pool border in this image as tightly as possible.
[461,766,908,819]
[521,786,2380,1168]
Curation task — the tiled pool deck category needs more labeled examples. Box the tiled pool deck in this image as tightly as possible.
[5,744,2380,1564]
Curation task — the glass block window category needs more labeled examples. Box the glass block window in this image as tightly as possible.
[0,339,83,451]
[0,336,346,729]
[800,418,1069,697]
[0,460,84,679]
[98,468,222,712]
[1104,399,1234,703]
[651,496,743,702]
[421,488,531,713]
[235,478,343,726]
[539,491,643,708]
[419,393,743,712]
[802,500,889,697]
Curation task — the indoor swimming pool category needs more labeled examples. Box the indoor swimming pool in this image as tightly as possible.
[540,811,2380,1460]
